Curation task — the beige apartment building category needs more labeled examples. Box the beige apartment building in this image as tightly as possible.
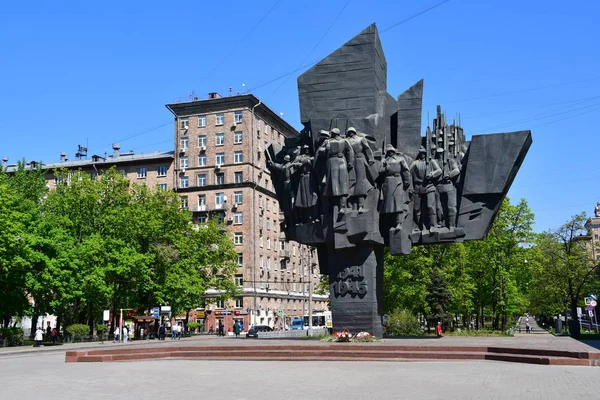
[584,203,600,261]
[165,93,327,331]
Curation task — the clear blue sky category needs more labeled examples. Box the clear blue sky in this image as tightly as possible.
[1,0,598,233]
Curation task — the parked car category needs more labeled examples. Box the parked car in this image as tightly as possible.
[246,325,273,338]
[291,318,304,330]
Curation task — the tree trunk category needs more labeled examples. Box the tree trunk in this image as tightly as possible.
[30,313,39,340]
[569,302,580,338]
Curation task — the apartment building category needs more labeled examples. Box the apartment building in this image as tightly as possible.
[166,93,327,331]
[584,203,600,261]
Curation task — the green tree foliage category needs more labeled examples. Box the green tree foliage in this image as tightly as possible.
[528,214,598,338]
[385,309,421,336]
[384,198,535,332]
[0,166,238,331]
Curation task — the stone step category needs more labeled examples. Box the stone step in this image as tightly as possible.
[65,345,600,366]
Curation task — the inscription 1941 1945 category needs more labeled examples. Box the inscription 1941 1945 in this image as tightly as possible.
[266,24,531,337]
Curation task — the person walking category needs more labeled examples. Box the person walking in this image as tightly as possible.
[159,324,166,340]
[233,321,241,338]
[114,326,120,343]
[177,324,182,340]
[122,325,128,344]
[436,322,443,338]
[218,321,224,337]
[34,327,44,347]
[51,327,58,344]
[171,325,177,340]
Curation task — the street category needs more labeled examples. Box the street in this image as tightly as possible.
[2,350,600,400]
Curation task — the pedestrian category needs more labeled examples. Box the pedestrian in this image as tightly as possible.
[171,324,177,340]
[233,320,241,338]
[526,322,530,333]
[114,326,120,343]
[51,327,58,344]
[46,321,52,340]
[240,322,244,332]
[34,326,44,347]
[218,321,224,337]
[177,324,182,340]
[159,324,166,340]
[122,325,128,344]
[436,322,443,338]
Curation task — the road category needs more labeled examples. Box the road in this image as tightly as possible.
[1,350,599,399]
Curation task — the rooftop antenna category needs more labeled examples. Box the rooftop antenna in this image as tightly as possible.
[75,143,88,160]
[229,87,232,96]
[242,83,246,93]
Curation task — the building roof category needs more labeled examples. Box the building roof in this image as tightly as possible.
[165,93,299,138]
[4,151,174,173]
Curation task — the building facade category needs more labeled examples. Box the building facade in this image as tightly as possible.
[166,93,327,331]
[584,203,600,261]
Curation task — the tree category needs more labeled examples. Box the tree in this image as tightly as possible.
[530,214,598,338]
[425,269,452,330]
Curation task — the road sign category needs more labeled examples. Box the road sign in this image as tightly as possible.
[589,294,597,300]
[585,297,593,305]
[577,307,582,317]
[152,307,159,317]
[589,310,594,317]
[591,300,598,307]
[277,309,284,317]
[587,306,594,311]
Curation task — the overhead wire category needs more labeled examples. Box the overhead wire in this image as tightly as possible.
[268,0,351,98]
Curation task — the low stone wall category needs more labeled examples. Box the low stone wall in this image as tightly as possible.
[257,327,328,339]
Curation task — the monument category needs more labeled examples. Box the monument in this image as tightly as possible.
[266,24,531,337]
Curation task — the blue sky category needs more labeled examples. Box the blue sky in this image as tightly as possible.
[1,0,599,233]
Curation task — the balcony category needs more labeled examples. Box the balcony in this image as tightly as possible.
[279,249,290,259]
[196,204,207,212]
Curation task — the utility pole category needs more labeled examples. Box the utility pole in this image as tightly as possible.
[308,247,314,336]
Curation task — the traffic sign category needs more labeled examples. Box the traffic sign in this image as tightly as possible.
[589,294,597,300]
[277,309,284,317]
[592,300,598,307]
[589,310,594,317]
[585,297,593,305]
[587,306,594,311]
[152,307,159,317]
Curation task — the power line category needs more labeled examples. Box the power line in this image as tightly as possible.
[248,2,451,93]
[96,121,172,152]
[268,0,351,98]
[380,0,450,33]
[192,0,282,94]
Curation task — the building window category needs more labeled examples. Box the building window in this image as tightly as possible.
[180,137,189,150]
[216,113,224,125]
[266,199,270,211]
[266,218,271,231]
[198,154,206,166]
[216,153,225,166]
[234,151,243,164]
[293,245,296,256]
[259,235,263,248]
[234,111,243,124]
[181,196,188,208]
[260,255,264,268]
[215,192,225,208]
[235,298,243,308]
[198,115,206,127]
[158,183,167,191]
[180,176,189,188]
[216,172,225,185]
[237,254,243,266]
[259,195,263,208]
[198,194,206,209]
[217,212,225,223]
[198,214,207,223]
[234,171,243,183]
[235,274,243,287]
[180,156,188,169]
[137,167,147,179]
[157,165,168,177]
[216,133,225,146]
[234,191,243,204]
[267,257,271,271]
[234,232,243,245]
[256,118,262,132]
[234,212,243,225]
[267,237,271,249]
[234,131,243,144]
[216,299,225,308]
[198,135,207,147]
[198,174,207,187]
[180,117,189,129]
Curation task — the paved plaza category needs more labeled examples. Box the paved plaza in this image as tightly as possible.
[1,335,600,400]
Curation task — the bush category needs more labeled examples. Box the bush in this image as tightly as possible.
[0,327,24,347]
[187,322,201,333]
[66,324,90,342]
[385,309,422,337]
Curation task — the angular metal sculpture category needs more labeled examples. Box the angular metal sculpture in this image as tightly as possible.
[267,24,532,337]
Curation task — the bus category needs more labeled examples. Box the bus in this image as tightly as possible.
[302,311,332,332]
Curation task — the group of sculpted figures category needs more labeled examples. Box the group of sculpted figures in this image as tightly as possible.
[267,124,466,237]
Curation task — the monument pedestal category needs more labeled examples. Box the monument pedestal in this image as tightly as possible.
[328,244,384,337]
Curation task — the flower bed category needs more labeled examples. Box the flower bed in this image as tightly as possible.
[320,330,380,343]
